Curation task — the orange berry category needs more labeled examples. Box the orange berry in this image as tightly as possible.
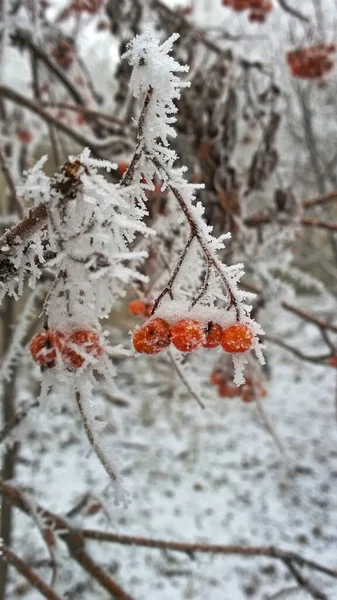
[171,320,204,353]
[128,299,148,318]
[117,162,129,177]
[221,324,253,353]
[29,331,65,367]
[218,383,239,398]
[62,330,103,368]
[17,130,33,144]
[209,368,224,385]
[203,322,223,349]
[328,356,337,367]
[133,318,171,354]
[241,389,255,403]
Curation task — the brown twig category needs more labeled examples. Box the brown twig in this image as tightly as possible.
[41,102,127,127]
[0,543,62,600]
[282,558,328,600]
[12,28,85,106]
[0,85,107,157]
[264,334,332,364]
[276,0,310,23]
[244,213,337,232]
[79,529,337,581]
[302,190,337,209]
[0,480,135,600]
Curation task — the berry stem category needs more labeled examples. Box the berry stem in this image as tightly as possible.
[151,232,195,314]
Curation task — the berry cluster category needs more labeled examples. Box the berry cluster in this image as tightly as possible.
[133,318,253,355]
[286,44,336,79]
[29,329,103,370]
[221,0,273,23]
[210,367,267,402]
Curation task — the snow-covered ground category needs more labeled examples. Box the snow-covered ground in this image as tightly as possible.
[9,303,337,600]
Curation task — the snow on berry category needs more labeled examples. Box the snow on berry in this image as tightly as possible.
[62,330,103,369]
[202,322,223,349]
[133,318,171,354]
[221,324,253,353]
[171,320,205,353]
[29,331,65,368]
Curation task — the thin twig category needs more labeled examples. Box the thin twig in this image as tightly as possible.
[0,145,24,217]
[0,543,62,600]
[276,0,310,23]
[265,334,331,365]
[167,348,205,409]
[282,558,328,600]
[255,396,285,455]
[75,391,117,482]
[151,233,195,313]
[0,480,135,600]
[79,529,337,581]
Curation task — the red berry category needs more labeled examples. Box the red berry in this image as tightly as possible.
[29,331,65,367]
[209,368,224,385]
[128,299,153,318]
[17,129,33,144]
[218,383,239,398]
[133,318,171,354]
[221,324,253,353]
[117,162,129,177]
[203,322,223,349]
[171,320,204,353]
[62,330,103,368]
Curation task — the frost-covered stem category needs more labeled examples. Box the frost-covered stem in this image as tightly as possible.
[79,529,337,581]
[0,544,62,600]
[121,88,154,187]
[190,261,210,307]
[75,392,117,482]
[0,145,24,217]
[152,157,240,318]
[151,232,195,313]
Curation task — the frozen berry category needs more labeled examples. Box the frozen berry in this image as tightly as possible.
[133,318,171,354]
[171,320,204,353]
[62,330,103,368]
[221,324,253,353]
[29,330,65,367]
[203,322,223,349]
